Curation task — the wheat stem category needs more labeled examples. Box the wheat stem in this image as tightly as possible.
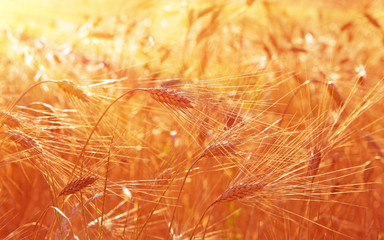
[68,89,137,181]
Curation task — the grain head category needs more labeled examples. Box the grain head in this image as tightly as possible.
[0,130,42,153]
[217,180,267,203]
[59,176,98,196]
[145,88,194,109]
[0,111,22,128]
[56,79,90,102]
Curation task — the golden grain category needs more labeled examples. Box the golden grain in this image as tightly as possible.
[56,79,90,102]
[59,176,98,196]
[217,180,267,202]
[0,130,42,153]
[0,111,22,128]
[145,88,194,109]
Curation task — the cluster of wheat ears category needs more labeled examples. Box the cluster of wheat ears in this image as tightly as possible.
[1,0,384,239]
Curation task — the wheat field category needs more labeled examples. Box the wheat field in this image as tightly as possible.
[1,0,384,239]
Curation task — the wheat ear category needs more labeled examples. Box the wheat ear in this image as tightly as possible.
[306,147,322,181]
[225,108,243,130]
[326,81,344,107]
[56,79,90,102]
[156,168,174,185]
[59,176,98,196]
[0,130,42,153]
[216,180,267,202]
[144,88,194,109]
[0,111,22,128]
[201,141,237,158]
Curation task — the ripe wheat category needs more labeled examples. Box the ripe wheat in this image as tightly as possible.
[0,130,42,153]
[0,111,22,128]
[56,79,90,102]
[59,176,98,196]
[217,180,267,202]
[144,88,194,109]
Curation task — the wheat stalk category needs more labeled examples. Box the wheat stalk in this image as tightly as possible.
[190,180,267,239]
[59,176,98,196]
[168,140,236,238]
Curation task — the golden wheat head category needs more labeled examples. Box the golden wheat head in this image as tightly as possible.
[307,147,322,180]
[56,79,90,102]
[145,88,194,109]
[0,130,42,153]
[217,180,267,202]
[0,111,22,128]
[201,141,237,158]
[59,176,98,196]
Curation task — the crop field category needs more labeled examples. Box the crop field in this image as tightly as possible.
[0,0,384,239]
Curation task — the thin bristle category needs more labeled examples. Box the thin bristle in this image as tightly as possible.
[217,180,267,202]
[59,176,98,196]
[0,111,22,128]
[145,88,193,109]
[56,79,90,102]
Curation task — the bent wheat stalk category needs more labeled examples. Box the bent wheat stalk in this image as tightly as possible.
[280,79,344,127]
[8,79,91,112]
[189,180,267,239]
[8,80,55,112]
[70,87,194,180]
[68,89,137,180]
[168,141,237,239]
[34,206,79,240]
